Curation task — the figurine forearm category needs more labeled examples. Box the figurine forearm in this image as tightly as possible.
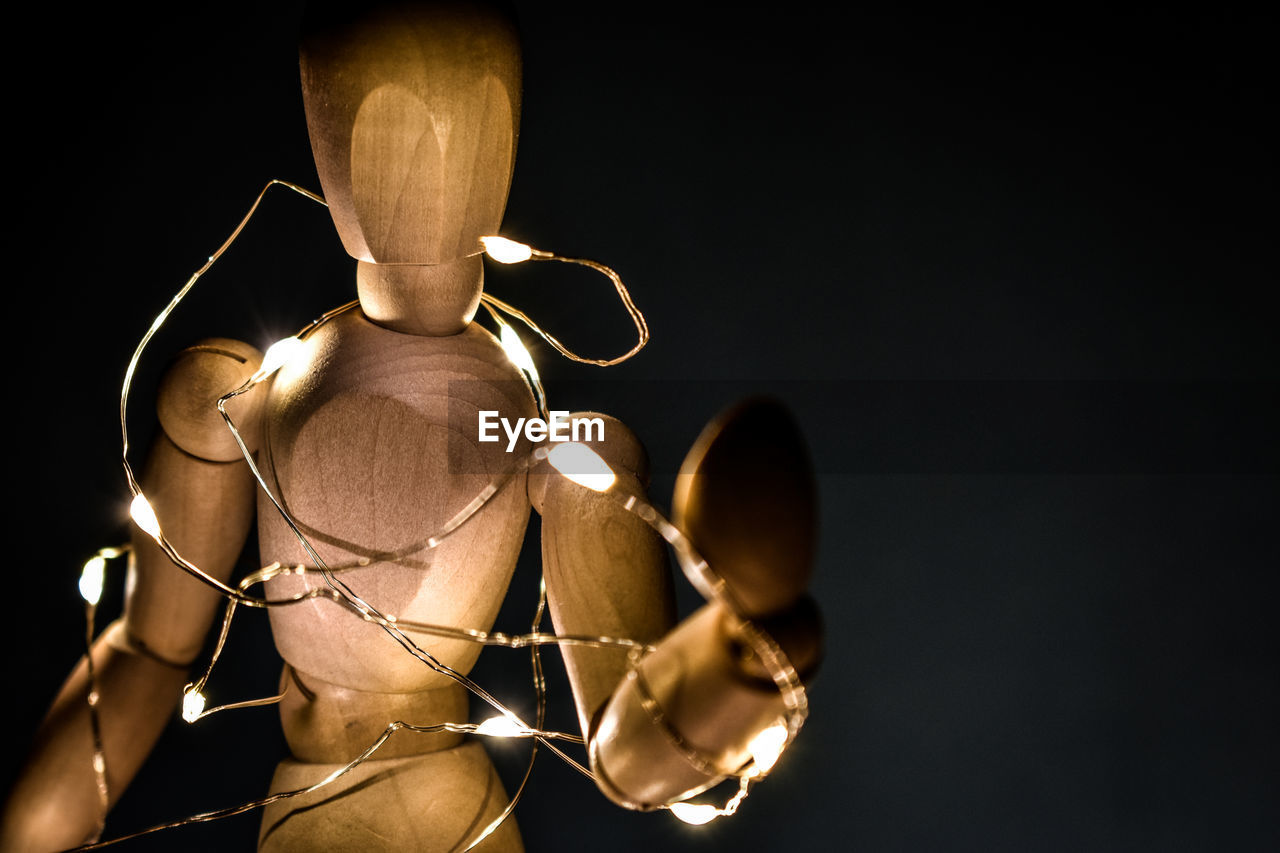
[588,597,821,810]
[0,621,189,851]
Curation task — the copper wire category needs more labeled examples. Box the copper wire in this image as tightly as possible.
[79,179,802,848]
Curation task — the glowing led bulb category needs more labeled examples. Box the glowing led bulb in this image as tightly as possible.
[130,493,162,540]
[669,802,721,825]
[181,686,206,723]
[747,721,788,776]
[474,715,526,738]
[479,235,533,264]
[79,555,106,605]
[253,336,304,382]
[499,323,539,380]
[546,442,616,492]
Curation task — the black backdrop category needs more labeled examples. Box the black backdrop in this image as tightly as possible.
[4,4,1275,850]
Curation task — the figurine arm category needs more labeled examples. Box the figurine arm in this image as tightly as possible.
[532,404,822,811]
[0,339,264,852]
[529,413,677,742]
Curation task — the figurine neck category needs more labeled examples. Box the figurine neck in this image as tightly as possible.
[356,256,483,337]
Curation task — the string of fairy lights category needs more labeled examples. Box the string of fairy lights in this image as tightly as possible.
[70,180,806,848]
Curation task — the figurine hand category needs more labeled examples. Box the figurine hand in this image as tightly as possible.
[672,398,817,619]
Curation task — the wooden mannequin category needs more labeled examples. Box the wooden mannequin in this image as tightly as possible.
[0,2,820,850]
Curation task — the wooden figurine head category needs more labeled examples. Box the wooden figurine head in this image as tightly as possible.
[300,1,522,334]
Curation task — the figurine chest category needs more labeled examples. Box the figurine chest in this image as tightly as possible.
[260,313,533,543]
[254,310,537,690]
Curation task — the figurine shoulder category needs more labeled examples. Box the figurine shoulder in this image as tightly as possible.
[528,412,649,513]
[156,337,265,461]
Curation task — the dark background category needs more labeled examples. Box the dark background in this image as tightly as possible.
[5,3,1276,850]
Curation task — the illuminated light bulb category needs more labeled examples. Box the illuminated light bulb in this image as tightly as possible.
[499,323,539,380]
[181,686,206,723]
[546,442,616,492]
[252,336,304,382]
[474,715,526,738]
[79,555,106,605]
[479,235,533,264]
[747,721,788,776]
[130,493,162,540]
[669,802,721,826]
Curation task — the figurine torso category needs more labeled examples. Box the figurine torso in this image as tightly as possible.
[257,308,536,693]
